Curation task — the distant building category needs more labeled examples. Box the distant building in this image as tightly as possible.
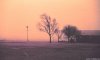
[81,30,100,36]
[59,30,100,43]
[77,30,100,43]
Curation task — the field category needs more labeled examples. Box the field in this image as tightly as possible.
[0,42,100,60]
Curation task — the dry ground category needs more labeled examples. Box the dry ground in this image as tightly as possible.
[0,42,100,60]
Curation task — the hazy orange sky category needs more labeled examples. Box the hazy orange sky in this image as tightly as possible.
[0,0,100,41]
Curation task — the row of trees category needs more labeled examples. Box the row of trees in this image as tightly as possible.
[38,14,81,43]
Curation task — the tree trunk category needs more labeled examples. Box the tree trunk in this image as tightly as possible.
[58,37,59,43]
[49,34,52,43]
[68,36,70,43]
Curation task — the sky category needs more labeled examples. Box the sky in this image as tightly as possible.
[0,0,100,41]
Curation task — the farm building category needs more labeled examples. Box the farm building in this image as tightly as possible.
[77,30,100,43]
[60,30,100,43]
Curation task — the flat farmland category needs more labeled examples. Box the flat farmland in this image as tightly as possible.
[0,42,100,60]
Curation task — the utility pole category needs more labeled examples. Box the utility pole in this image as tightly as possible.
[26,25,29,42]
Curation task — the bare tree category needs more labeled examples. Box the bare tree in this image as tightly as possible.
[38,14,58,43]
[55,28,63,42]
[62,25,81,43]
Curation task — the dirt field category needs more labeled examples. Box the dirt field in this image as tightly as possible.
[0,42,100,60]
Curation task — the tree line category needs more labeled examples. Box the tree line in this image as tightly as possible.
[38,14,81,43]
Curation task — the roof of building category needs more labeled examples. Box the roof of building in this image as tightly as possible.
[81,30,100,35]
